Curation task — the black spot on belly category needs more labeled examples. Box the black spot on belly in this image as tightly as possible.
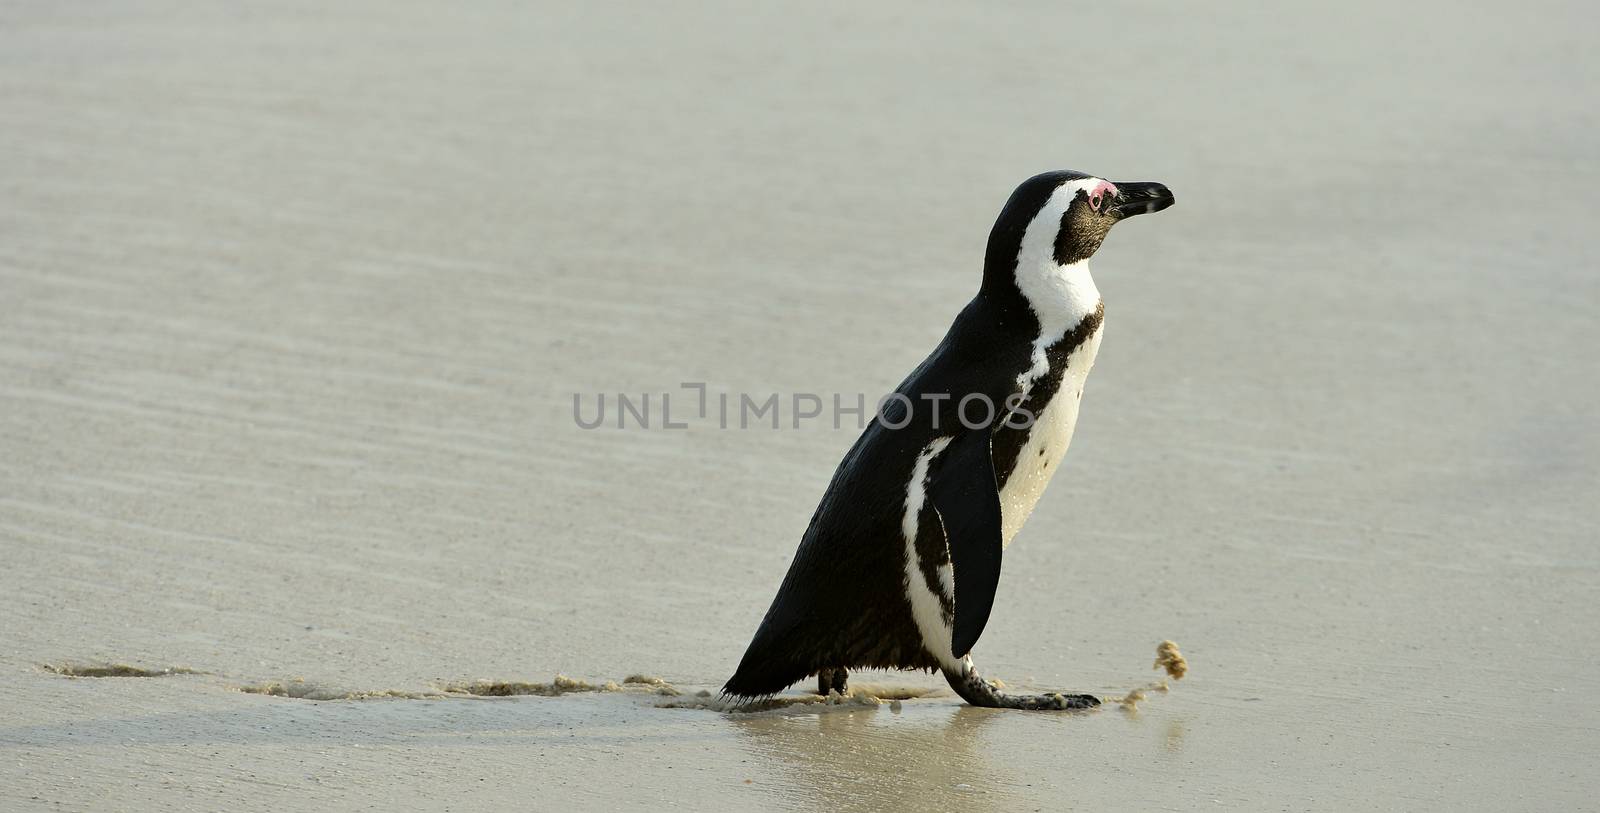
[992,302,1104,491]
[1037,447,1047,457]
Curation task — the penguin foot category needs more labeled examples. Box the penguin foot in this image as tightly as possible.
[942,658,1099,711]
[816,667,848,696]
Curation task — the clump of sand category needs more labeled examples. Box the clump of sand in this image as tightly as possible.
[1118,687,1148,710]
[1109,641,1189,711]
[623,674,671,687]
[1112,682,1170,711]
[1154,640,1188,680]
[43,662,202,678]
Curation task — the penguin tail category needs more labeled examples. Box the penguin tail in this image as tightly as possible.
[721,611,818,699]
[721,641,811,700]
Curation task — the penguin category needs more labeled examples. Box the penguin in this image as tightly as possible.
[722,170,1175,709]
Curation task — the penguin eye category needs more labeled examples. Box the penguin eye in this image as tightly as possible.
[1083,180,1119,214]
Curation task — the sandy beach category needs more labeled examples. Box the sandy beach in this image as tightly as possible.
[2,1,1596,809]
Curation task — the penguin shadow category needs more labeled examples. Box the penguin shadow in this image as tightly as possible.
[728,701,1038,813]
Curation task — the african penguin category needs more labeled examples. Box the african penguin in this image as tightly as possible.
[723,171,1175,709]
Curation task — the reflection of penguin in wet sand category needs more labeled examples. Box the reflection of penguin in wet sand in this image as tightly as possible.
[724,171,1175,709]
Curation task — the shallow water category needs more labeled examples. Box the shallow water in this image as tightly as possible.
[2,1,1597,810]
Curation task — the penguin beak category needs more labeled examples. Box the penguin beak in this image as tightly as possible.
[1107,181,1175,219]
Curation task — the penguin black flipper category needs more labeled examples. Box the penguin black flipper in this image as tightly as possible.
[929,427,1003,660]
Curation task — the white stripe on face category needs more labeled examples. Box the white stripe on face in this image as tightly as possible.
[1011,179,1106,390]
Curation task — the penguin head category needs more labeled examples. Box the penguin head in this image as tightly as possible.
[984,170,1175,280]
[1049,174,1175,265]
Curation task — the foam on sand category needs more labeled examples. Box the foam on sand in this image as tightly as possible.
[444,674,681,697]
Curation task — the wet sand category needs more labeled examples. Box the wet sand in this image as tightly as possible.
[2,1,1596,810]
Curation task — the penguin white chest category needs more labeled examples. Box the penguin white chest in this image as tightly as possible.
[998,323,1103,547]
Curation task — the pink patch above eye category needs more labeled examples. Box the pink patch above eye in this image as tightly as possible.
[1087,180,1119,212]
